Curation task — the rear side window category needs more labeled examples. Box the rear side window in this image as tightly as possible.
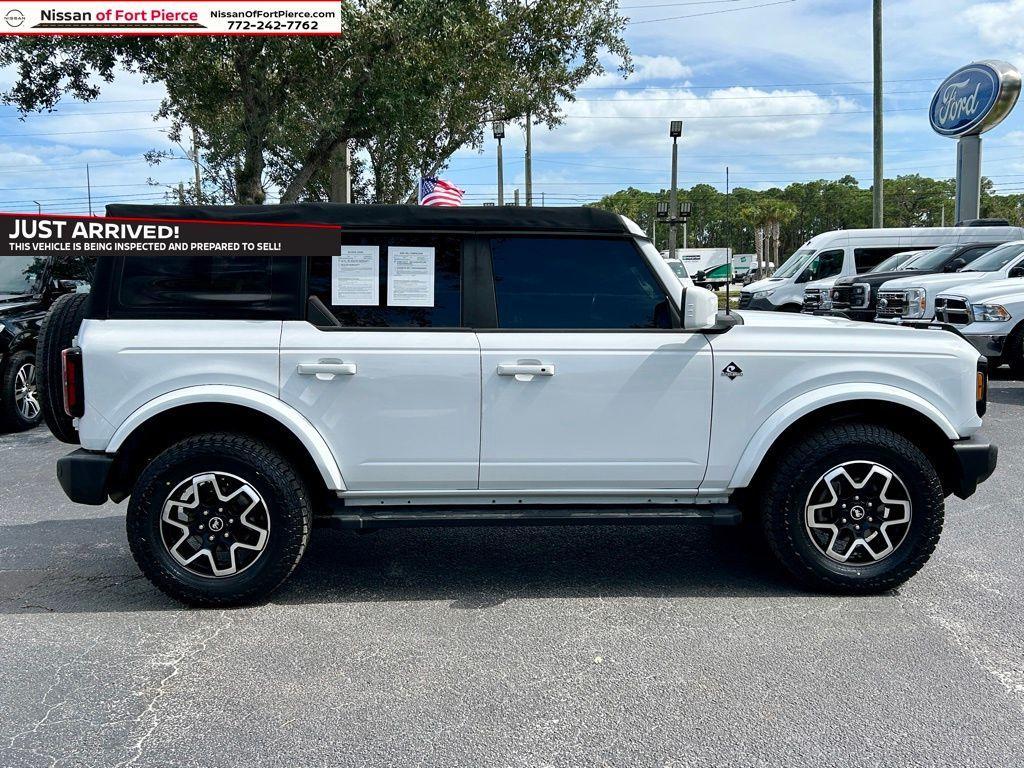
[118,255,273,310]
[853,247,909,273]
[489,237,670,329]
[308,234,462,328]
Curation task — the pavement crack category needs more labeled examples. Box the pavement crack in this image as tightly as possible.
[113,610,236,768]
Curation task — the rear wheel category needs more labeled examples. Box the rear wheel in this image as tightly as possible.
[36,292,89,444]
[0,350,42,431]
[126,433,313,607]
[760,423,944,594]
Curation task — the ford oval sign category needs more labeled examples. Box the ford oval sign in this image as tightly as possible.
[930,60,1021,138]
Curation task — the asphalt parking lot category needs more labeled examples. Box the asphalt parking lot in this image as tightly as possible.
[1,376,1023,767]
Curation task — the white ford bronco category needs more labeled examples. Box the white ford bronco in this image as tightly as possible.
[44,204,996,606]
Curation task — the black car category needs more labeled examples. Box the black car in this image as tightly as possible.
[0,255,90,431]
[829,242,1002,321]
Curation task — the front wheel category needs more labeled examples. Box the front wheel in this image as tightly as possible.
[126,433,313,607]
[760,423,944,594]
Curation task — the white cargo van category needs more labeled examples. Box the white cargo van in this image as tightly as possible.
[739,225,1024,312]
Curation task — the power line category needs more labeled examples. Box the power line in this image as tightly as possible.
[575,77,943,92]
[628,0,797,25]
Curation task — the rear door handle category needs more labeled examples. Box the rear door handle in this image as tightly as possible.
[497,363,555,381]
[297,361,357,380]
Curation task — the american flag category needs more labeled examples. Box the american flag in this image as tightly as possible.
[418,177,465,207]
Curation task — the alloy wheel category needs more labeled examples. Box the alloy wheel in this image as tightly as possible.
[804,461,912,564]
[161,471,271,578]
[14,361,40,422]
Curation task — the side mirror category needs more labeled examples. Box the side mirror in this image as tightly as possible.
[682,286,718,330]
[945,258,967,272]
[1010,265,1024,279]
[694,270,706,282]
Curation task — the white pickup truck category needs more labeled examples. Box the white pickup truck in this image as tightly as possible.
[42,205,996,606]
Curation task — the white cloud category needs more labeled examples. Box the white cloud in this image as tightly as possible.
[962,0,1024,62]
[585,54,692,88]
[545,87,860,156]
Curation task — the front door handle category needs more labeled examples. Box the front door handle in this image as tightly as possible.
[297,360,357,380]
[497,363,555,381]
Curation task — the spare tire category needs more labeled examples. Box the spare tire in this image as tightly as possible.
[36,292,89,444]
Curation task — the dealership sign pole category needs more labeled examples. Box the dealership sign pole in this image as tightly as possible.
[930,60,1021,224]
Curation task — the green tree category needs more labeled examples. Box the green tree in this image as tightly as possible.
[0,0,629,205]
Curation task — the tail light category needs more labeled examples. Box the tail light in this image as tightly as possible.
[976,358,988,417]
[62,347,84,418]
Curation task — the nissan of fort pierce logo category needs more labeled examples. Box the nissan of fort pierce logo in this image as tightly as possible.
[4,8,26,27]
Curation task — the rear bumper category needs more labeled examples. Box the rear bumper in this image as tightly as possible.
[56,449,113,505]
[951,437,997,499]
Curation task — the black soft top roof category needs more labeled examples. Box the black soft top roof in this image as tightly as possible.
[106,203,631,234]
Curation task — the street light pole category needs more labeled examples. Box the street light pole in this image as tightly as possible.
[493,121,505,207]
[656,201,669,255]
[668,121,682,260]
[872,0,884,228]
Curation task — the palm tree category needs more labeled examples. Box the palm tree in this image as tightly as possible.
[740,200,797,278]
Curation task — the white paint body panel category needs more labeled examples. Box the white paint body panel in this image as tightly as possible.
[477,332,713,489]
[77,319,282,451]
[278,323,481,491]
[706,311,982,491]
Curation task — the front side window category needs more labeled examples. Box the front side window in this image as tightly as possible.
[308,234,462,328]
[798,249,844,283]
[489,236,670,329]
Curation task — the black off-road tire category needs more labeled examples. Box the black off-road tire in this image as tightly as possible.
[0,349,42,431]
[1004,323,1024,378]
[126,433,313,607]
[36,292,89,444]
[760,423,944,594]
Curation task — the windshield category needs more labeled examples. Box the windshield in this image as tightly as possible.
[872,252,920,273]
[0,256,41,294]
[962,242,1024,272]
[904,244,960,271]
[772,248,816,279]
[666,260,688,278]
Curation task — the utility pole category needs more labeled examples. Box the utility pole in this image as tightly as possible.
[514,188,520,206]
[668,121,682,260]
[493,122,505,206]
[192,126,203,204]
[86,164,93,216]
[872,0,884,228]
[524,113,533,206]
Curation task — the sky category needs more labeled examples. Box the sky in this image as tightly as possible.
[3,0,1024,214]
